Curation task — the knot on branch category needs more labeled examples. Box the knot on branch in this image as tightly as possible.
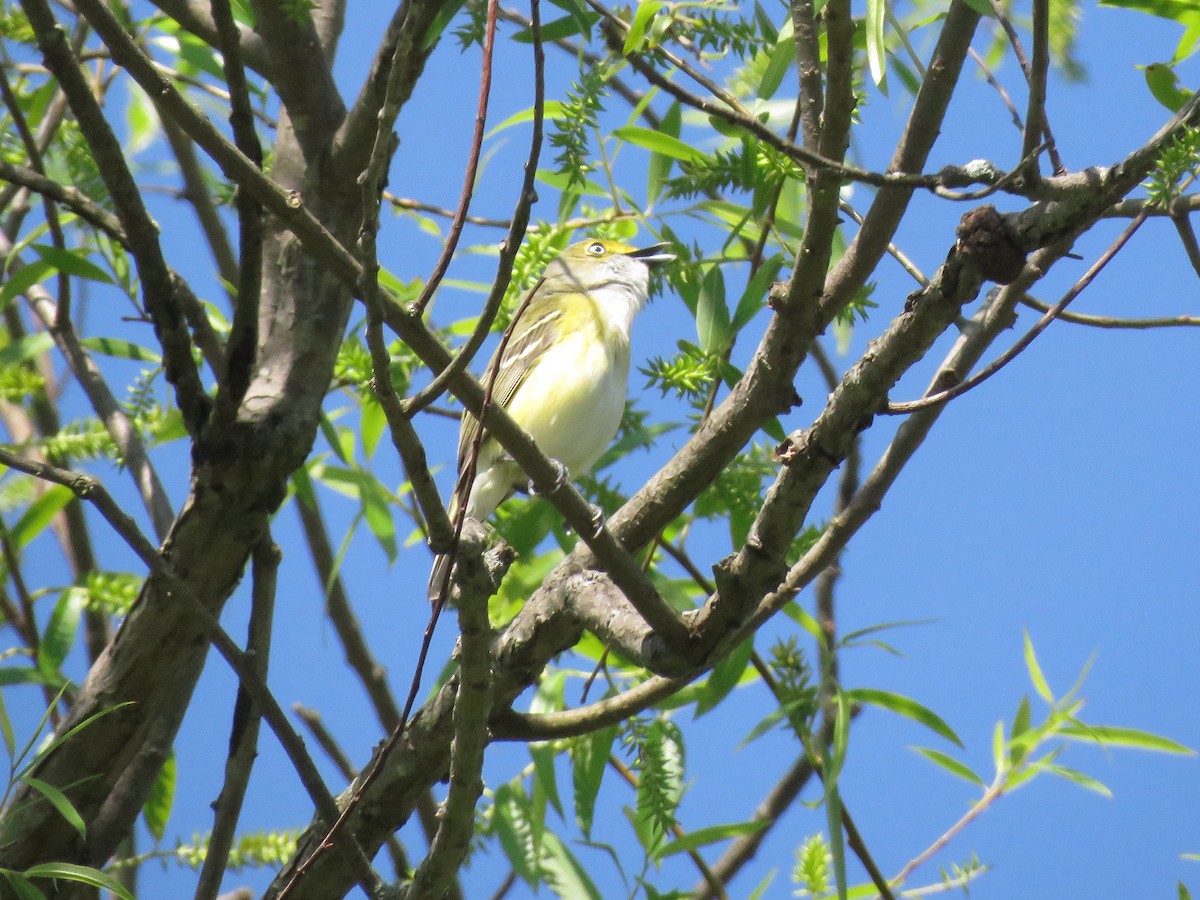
[955,205,1026,285]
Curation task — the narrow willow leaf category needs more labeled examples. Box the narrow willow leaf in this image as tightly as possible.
[485,101,568,139]
[844,687,963,748]
[142,749,176,842]
[647,102,682,206]
[22,777,86,839]
[1023,629,1053,702]
[11,484,73,550]
[1,872,47,900]
[656,819,768,857]
[358,478,397,563]
[0,260,54,309]
[541,831,604,900]
[0,332,54,367]
[37,588,84,678]
[1043,763,1113,797]
[530,742,564,820]
[359,395,386,460]
[78,337,163,363]
[493,783,539,885]
[694,636,753,717]
[746,870,776,899]
[696,265,730,354]
[22,863,134,900]
[572,724,618,837]
[912,746,986,787]
[825,785,847,900]
[1059,724,1194,754]
[31,245,114,284]
[611,126,705,163]
[865,0,888,88]
[758,19,795,101]
[623,0,664,54]
[512,12,600,42]
[730,253,785,334]
[0,690,14,758]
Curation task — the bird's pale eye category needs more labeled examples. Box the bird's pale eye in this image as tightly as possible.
[587,242,606,256]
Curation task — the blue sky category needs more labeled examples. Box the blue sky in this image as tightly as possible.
[5,1,1200,898]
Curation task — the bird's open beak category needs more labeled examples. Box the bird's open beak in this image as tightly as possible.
[628,242,676,268]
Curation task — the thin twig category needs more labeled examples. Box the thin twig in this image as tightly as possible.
[195,539,279,900]
[411,0,501,317]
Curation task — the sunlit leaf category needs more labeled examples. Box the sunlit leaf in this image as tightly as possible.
[572,723,618,838]
[21,778,86,839]
[656,819,768,857]
[79,337,162,363]
[912,746,986,787]
[11,484,73,549]
[845,687,963,748]
[1023,629,1053,702]
[142,749,176,842]
[37,588,84,678]
[612,126,705,163]
[22,863,134,900]
[1060,724,1194,754]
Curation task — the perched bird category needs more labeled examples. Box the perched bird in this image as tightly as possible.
[428,237,675,601]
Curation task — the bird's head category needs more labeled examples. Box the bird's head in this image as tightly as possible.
[544,238,675,296]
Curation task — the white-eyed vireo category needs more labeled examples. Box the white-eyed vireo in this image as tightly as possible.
[428,237,675,601]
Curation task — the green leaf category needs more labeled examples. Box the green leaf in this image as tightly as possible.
[844,687,963,748]
[358,477,397,563]
[1059,724,1194,754]
[696,265,730,354]
[1,872,48,900]
[21,777,86,839]
[824,784,847,900]
[647,102,682,206]
[420,0,468,49]
[694,637,753,717]
[541,831,604,900]
[781,602,824,644]
[0,260,53,308]
[611,126,705,163]
[758,21,795,101]
[485,101,567,139]
[142,749,176,842]
[0,667,52,688]
[1023,629,1053,702]
[11,484,73,549]
[360,395,386,460]
[826,691,851,786]
[493,783,539,886]
[731,254,785,334]
[865,0,887,88]
[512,12,600,43]
[0,332,54,367]
[0,690,15,759]
[31,245,113,285]
[1100,0,1200,27]
[1042,763,1113,797]
[22,863,134,900]
[572,723,618,838]
[78,336,162,363]
[656,819,768,857]
[623,0,663,54]
[912,746,986,787]
[37,588,84,678]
